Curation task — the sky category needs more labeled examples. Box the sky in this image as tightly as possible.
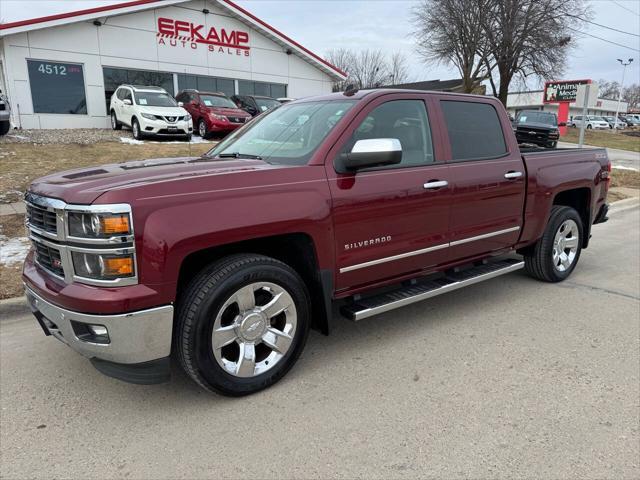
[1,0,639,90]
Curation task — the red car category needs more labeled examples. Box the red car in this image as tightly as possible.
[175,90,251,138]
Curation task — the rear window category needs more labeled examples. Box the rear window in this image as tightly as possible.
[441,101,507,161]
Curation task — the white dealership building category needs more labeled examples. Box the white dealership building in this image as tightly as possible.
[0,0,346,129]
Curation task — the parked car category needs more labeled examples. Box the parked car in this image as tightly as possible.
[23,89,610,396]
[110,85,192,140]
[232,94,281,116]
[569,115,610,130]
[277,97,296,103]
[601,116,625,129]
[0,89,11,136]
[175,90,251,138]
[623,115,640,127]
[513,110,562,148]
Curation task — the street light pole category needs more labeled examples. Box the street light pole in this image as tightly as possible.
[613,58,633,132]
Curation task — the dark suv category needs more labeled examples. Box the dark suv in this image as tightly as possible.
[513,110,563,148]
[176,90,252,138]
[231,95,281,117]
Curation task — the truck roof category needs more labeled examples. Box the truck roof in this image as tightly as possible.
[294,88,493,103]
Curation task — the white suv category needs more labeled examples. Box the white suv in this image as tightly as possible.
[569,115,610,130]
[110,85,193,140]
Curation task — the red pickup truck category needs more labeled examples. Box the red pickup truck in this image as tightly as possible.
[23,89,610,396]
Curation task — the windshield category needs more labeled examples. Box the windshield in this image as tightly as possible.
[134,91,177,107]
[255,98,281,112]
[207,100,356,165]
[517,111,557,126]
[201,95,237,108]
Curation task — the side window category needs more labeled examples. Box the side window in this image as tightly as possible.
[115,88,124,100]
[175,92,186,103]
[122,89,132,103]
[347,100,434,168]
[441,100,507,161]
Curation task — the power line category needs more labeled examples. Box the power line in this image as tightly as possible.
[568,26,640,52]
[567,14,640,37]
[611,0,640,17]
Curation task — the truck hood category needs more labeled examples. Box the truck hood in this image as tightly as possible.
[28,156,278,204]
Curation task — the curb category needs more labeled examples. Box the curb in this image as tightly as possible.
[0,295,28,320]
[609,197,639,215]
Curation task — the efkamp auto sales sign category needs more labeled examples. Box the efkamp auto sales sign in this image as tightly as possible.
[543,79,591,103]
[157,17,250,56]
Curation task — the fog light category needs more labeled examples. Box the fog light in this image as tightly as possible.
[88,325,108,336]
[71,321,110,344]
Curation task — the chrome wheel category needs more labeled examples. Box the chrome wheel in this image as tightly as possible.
[552,219,579,272]
[111,113,117,129]
[198,120,206,137]
[132,120,139,138]
[212,282,297,378]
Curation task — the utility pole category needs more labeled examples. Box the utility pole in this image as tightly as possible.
[613,58,633,132]
[578,83,590,148]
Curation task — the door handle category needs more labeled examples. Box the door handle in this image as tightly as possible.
[504,171,523,179]
[423,180,449,189]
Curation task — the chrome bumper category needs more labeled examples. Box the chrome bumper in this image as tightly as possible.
[25,286,173,365]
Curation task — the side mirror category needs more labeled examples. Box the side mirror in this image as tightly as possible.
[558,122,566,127]
[178,101,184,107]
[337,138,402,173]
[123,99,132,106]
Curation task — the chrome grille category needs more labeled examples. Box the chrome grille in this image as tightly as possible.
[26,203,58,234]
[32,238,64,277]
[227,116,246,123]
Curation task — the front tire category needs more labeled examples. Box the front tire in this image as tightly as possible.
[176,254,311,396]
[524,206,583,282]
[198,119,209,138]
[587,124,592,130]
[0,121,9,136]
[132,118,142,140]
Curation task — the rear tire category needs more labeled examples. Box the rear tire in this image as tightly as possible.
[524,206,583,283]
[587,124,592,130]
[111,111,122,130]
[176,254,311,396]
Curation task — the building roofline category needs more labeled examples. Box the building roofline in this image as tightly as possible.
[0,0,347,81]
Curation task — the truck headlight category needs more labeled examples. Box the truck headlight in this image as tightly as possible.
[71,252,135,279]
[67,212,131,238]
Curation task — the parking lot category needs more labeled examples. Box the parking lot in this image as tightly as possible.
[1,202,637,479]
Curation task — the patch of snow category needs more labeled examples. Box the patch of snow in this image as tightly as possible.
[7,134,29,140]
[120,137,145,145]
[612,165,639,172]
[119,136,217,145]
[0,235,30,266]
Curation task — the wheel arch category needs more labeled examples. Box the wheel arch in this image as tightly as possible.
[552,187,591,248]
[176,232,333,335]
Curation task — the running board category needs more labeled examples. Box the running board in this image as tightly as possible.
[340,258,524,321]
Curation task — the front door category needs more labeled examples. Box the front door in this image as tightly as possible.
[326,95,451,292]
[438,98,526,260]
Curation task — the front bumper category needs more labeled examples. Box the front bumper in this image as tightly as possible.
[139,117,192,137]
[25,285,174,367]
[208,118,246,132]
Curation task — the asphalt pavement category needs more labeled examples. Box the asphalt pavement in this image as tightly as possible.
[558,141,639,170]
[1,203,639,479]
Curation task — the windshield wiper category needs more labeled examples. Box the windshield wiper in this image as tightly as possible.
[218,152,263,160]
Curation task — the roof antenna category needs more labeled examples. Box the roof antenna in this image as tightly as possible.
[343,84,358,97]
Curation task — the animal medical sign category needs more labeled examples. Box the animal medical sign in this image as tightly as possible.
[543,80,591,103]
[157,17,250,56]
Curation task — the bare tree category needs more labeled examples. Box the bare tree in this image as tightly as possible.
[325,48,355,92]
[597,79,621,99]
[388,52,410,85]
[412,0,493,93]
[483,0,590,105]
[622,84,640,110]
[348,49,389,89]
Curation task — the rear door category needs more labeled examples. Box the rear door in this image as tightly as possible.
[437,97,525,260]
[326,94,452,292]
